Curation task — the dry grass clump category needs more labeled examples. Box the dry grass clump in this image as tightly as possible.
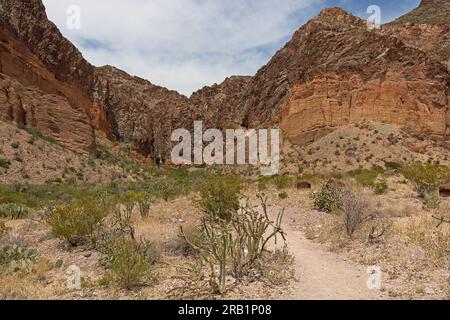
[0,274,52,300]
[395,215,450,266]
[0,221,10,238]
[259,247,295,286]
[339,189,370,239]
[307,186,394,249]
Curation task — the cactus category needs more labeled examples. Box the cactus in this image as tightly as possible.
[0,244,39,273]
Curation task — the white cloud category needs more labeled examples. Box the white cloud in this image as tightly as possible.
[42,0,323,96]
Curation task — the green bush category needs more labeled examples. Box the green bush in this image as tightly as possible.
[278,192,289,200]
[0,221,10,238]
[349,167,383,188]
[0,244,39,273]
[0,158,11,169]
[42,198,109,246]
[272,175,293,190]
[0,203,29,219]
[311,180,346,213]
[385,161,402,171]
[401,163,450,198]
[107,239,152,290]
[424,194,441,209]
[257,176,271,191]
[197,175,242,221]
[137,192,153,218]
[151,178,181,202]
[374,180,389,195]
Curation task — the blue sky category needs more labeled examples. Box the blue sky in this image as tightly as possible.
[43,0,420,96]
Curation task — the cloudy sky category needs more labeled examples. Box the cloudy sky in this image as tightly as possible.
[42,0,420,96]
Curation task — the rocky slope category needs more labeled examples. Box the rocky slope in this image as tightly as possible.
[390,0,450,25]
[384,0,450,70]
[0,0,96,154]
[238,8,449,147]
[93,66,200,161]
[0,0,449,166]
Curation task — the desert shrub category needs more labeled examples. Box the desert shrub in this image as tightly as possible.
[0,159,11,169]
[349,167,383,188]
[0,221,10,238]
[106,239,153,290]
[197,175,242,222]
[374,180,389,195]
[401,163,450,198]
[385,161,402,171]
[182,194,285,294]
[0,244,39,273]
[257,176,271,191]
[339,189,369,239]
[397,216,450,264]
[259,247,295,286]
[278,192,289,200]
[311,179,346,213]
[95,202,161,290]
[137,192,153,218]
[272,174,293,190]
[424,194,441,209]
[94,203,160,290]
[151,178,181,201]
[0,203,29,219]
[175,222,204,256]
[42,197,109,246]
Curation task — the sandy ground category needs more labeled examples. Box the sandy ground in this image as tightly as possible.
[281,220,385,300]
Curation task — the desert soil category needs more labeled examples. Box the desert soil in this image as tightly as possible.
[281,221,384,300]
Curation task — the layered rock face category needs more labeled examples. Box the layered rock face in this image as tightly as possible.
[238,8,449,146]
[0,0,449,162]
[190,76,252,128]
[93,66,201,160]
[0,73,95,153]
[383,23,449,69]
[0,0,95,98]
[390,0,450,25]
[384,0,450,70]
[0,0,96,154]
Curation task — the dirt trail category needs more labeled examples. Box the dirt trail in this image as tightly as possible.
[273,206,387,300]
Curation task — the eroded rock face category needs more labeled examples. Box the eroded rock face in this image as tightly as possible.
[0,0,97,154]
[0,0,449,162]
[0,0,95,97]
[93,66,202,160]
[389,0,450,25]
[384,22,449,70]
[93,69,255,160]
[0,73,96,154]
[190,76,252,128]
[239,8,450,146]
